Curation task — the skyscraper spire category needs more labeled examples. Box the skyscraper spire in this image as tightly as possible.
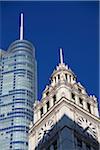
[20,13,24,40]
[60,48,64,64]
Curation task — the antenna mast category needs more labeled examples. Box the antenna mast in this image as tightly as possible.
[60,48,64,64]
[20,13,24,40]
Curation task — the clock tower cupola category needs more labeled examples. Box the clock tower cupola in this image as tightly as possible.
[50,48,76,87]
[29,48,100,150]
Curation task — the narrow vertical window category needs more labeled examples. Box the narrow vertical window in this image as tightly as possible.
[58,74,60,80]
[87,103,91,113]
[40,107,43,117]
[69,75,71,82]
[46,101,50,111]
[53,95,56,105]
[71,93,75,100]
[65,74,67,80]
[79,98,83,105]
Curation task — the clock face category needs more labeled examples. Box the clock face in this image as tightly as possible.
[77,116,97,139]
[38,119,54,142]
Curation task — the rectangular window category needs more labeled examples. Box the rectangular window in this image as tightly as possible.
[65,74,67,80]
[40,107,43,117]
[87,103,91,113]
[58,74,60,80]
[53,95,56,105]
[77,138,82,147]
[71,93,75,100]
[78,88,82,93]
[69,75,71,82]
[46,101,50,111]
[79,98,83,105]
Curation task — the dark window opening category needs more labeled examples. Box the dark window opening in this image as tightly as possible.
[65,74,67,80]
[78,88,82,93]
[71,93,75,100]
[69,75,71,82]
[46,101,50,111]
[40,107,43,117]
[46,91,49,96]
[79,98,83,105]
[87,103,91,113]
[58,74,60,80]
[53,95,56,105]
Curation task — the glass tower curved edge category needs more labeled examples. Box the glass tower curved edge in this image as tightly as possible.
[0,39,37,150]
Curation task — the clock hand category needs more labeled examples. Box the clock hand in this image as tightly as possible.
[44,130,51,136]
[83,122,92,133]
[83,126,89,133]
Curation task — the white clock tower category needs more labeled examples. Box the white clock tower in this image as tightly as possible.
[29,49,100,150]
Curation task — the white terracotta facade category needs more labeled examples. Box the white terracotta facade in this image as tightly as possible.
[29,49,100,150]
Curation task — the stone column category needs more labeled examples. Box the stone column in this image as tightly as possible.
[75,95,79,105]
[50,97,54,107]
[44,103,47,114]
[94,105,99,117]
[90,104,94,115]
[67,74,70,83]
[38,109,41,120]
[83,100,87,111]
[56,75,58,83]
[71,76,73,84]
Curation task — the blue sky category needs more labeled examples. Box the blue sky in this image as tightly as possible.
[0,1,99,104]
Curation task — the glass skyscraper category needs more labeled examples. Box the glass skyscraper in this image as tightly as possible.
[0,14,37,150]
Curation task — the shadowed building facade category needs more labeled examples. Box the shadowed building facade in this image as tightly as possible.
[0,14,37,150]
[29,49,100,150]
